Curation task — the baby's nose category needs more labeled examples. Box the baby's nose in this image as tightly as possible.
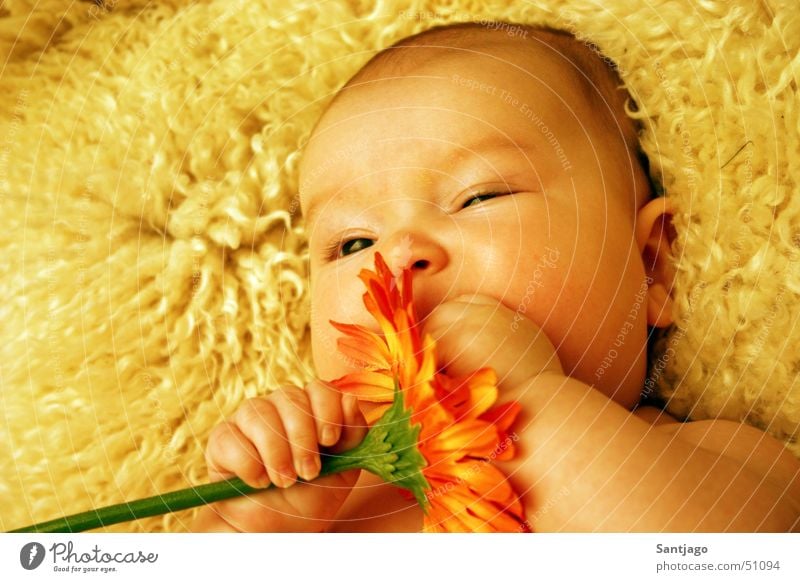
[411,258,430,270]
[383,232,448,278]
[381,232,452,325]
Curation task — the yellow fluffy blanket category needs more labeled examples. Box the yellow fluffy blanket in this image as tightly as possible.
[1,0,798,532]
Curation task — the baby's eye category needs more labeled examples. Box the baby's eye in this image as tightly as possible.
[325,237,374,260]
[341,238,374,257]
[462,192,503,209]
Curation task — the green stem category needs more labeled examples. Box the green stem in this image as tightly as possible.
[8,451,367,533]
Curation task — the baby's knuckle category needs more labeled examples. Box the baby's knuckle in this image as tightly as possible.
[208,421,231,444]
[272,385,308,407]
[427,301,481,330]
[280,414,314,439]
[421,311,451,338]
[206,423,239,463]
[208,421,234,445]
[426,301,458,323]
[462,318,491,338]
[236,397,272,426]
[306,378,334,398]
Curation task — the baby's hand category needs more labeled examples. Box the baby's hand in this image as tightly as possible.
[422,295,563,395]
[192,380,367,532]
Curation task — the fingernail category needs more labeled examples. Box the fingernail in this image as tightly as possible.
[343,394,359,418]
[301,456,321,481]
[321,424,339,446]
[256,474,271,489]
[454,294,496,305]
[276,467,296,488]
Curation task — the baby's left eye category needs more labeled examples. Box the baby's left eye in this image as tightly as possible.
[462,192,504,209]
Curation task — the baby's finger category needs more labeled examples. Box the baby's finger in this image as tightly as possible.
[233,397,296,488]
[205,421,268,489]
[329,393,368,454]
[306,379,344,447]
[270,387,321,482]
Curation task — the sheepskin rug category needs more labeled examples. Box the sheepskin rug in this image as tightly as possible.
[1,0,798,531]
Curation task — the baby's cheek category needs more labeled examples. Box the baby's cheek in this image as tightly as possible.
[309,279,374,380]
[506,258,566,325]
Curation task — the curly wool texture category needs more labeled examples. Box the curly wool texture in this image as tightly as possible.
[0,0,798,531]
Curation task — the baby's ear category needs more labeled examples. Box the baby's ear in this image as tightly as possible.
[635,197,677,328]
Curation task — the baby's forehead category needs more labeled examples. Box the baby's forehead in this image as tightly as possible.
[299,29,624,219]
[300,35,590,169]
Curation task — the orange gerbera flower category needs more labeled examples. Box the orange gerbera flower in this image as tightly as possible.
[329,252,528,532]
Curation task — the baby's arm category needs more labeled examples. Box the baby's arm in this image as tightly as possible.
[420,296,800,532]
[503,372,800,531]
[329,376,800,532]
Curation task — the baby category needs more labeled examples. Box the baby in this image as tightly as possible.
[193,23,800,532]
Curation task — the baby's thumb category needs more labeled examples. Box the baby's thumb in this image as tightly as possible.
[422,297,504,378]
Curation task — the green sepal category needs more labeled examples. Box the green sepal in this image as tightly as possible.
[323,377,430,510]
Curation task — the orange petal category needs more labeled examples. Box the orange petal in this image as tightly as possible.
[481,401,522,460]
[425,496,478,532]
[435,491,496,533]
[427,419,500,458]
[414,406,453,441]
[329,370,394,402]
[453,462,521,507]
[438,369,499,421]
[329,321,392,369]
[450,487,525,532]
[481,400,521,432]
[472,503,526,532]
[462,368,500,418]
[364,403,390,425]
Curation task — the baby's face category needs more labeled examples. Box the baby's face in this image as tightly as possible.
[300,37,656,408]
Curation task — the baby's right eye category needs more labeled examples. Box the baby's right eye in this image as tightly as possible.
[341,238,374,257]
[325,237,375,260]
